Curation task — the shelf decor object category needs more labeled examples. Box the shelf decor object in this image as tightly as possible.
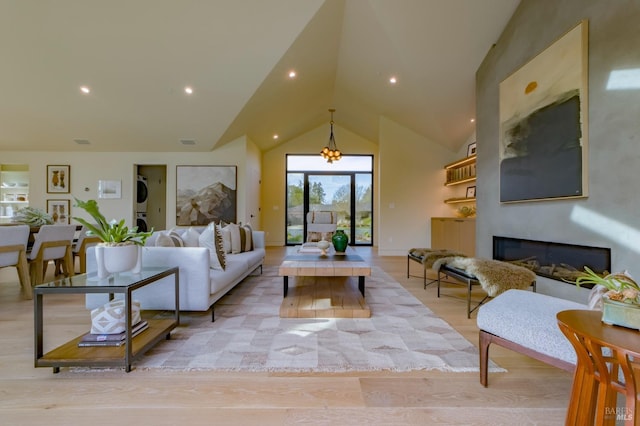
[444,155,476,186]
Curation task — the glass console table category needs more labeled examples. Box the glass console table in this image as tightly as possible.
[34,267,179,373]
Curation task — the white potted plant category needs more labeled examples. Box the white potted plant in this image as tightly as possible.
[73,198,153,278]
[572,266,640,330]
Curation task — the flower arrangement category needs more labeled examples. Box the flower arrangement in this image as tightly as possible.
[72,198,152,246]
[572,266,640,305]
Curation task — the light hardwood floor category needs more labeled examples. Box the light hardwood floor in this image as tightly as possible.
[0,247,573,425]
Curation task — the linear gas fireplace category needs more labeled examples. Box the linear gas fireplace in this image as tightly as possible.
[493,236,611,287]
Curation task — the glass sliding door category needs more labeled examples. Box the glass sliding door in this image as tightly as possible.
[286,173,304,244]
[355,173,372,244]
[308,174,351,238]
[285,155,373,246]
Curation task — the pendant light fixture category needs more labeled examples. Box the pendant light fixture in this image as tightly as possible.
[320,108,342,163]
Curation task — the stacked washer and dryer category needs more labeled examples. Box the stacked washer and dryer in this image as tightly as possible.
[136,175,149,232]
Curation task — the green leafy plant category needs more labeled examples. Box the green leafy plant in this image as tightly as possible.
[569,266,640,305]
[72,198,152,246]
[12,207,54,226]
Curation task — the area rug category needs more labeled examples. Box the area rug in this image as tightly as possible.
[137,266,505,373]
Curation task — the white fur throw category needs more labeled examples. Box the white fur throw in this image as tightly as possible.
[409,248,467,268]
[433,256,536,297]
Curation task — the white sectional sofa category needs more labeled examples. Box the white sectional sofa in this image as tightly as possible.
[86,227,265,321]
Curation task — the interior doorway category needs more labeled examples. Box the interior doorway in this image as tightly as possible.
[136,165,167,232]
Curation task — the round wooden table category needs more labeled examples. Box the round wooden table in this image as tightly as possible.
[557,309,640,425]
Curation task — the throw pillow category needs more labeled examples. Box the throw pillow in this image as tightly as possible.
[155,231,184,247]
[182,227,200,247]
[220,226,232,253]
[224,223,242,254]
[198,222,226,270]
[239,223,253,252]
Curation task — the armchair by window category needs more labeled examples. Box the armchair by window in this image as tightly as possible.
[306,211,337,242]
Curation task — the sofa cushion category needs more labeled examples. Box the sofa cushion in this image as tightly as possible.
[209,257,246,294]
[182,227,200,247]
[240,223,253,252]
[155,230,184,247]
[225,223,242,254]
[220,225,232,253]
[198,223,226,270]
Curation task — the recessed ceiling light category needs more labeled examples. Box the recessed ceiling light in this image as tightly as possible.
[184,86,193,95]
[80,86,90,94]
[180,139,196,145]
[288,70,296,79]
[470,118,475,123]
[73,139,90,145]
[273,134,279,140]
[389,76,397,84]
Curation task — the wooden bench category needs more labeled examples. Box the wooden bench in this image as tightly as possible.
[476,289,587,386]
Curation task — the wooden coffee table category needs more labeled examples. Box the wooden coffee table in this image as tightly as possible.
[278,245,371,318]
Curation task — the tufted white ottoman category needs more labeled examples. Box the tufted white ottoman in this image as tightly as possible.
[477,289,587,386]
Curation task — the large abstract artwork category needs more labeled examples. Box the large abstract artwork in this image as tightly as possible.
[499,20,588,203]
[176,165,237,226]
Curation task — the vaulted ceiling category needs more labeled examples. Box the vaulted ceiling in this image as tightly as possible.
[0,0,520,153]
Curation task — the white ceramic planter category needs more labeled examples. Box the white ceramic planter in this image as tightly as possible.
[95,244,142,278]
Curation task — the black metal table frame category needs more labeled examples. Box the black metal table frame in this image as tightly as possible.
[34,267,179,373]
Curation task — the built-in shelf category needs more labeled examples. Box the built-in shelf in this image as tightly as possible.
[445,176,476,187]
[444,197,476,204]
[444,155,476,186]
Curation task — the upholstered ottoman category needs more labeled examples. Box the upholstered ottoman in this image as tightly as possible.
[477,289,587,386]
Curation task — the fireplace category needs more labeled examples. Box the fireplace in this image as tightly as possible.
[493,236,611,287]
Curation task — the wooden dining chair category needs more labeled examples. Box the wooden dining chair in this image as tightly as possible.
[27,224,77,285]
[0,224,32,299]
[73,226,101,273]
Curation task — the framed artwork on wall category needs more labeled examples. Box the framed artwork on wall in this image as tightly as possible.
[176,165,237,226]
[466,186,476,198]
[467,142,477,157]
[47,199,70,224]
[46,165,70,193]
[499,20,589,203]
[98,180,122,199]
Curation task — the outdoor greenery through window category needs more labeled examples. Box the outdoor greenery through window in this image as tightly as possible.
[286,155,373,246]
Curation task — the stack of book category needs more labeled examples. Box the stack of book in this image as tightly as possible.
[299,242,322,253]
[78,320,149,347]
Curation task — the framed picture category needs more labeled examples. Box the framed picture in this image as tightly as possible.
[467,142,477,157]
[98,180,122,199]
[176,165,237,226]
[47,165,70,193]
[47,199,71,224]
[499,20,588,202]
[466,186,476,198]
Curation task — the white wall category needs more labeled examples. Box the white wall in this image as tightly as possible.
[260,115,461,253]
[377,117,457,255]
[1,137,251,228]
